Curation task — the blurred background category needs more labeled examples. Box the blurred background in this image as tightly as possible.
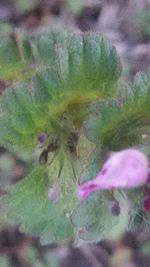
[0,0,150,266]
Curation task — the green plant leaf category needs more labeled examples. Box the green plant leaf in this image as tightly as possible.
[78,149,101,184]
[0,30,122,153]
[32,67,61,104]
[0,34,31,80]
[4,163,75,242]
[71,192,117,241]
[31,30,122,98]
[73,193,108,228]
[85,75,150,151]
[133,10,150,38]
[1,83,33,114]
[33,33,55,65]
[0,29,124,244]
[71,191,129,241]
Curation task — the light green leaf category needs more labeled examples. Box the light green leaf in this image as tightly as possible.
[71,192,119,241]
[78,150,101,184]
[4,160,75,242]
[37,34,55,64]
[33,67,61,104]
[71,191,129,241]
[0,35,31,80]
[85,81,150,150]
[1,83,34,114]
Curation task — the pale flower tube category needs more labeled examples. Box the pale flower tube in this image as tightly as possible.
[77,149,149,200]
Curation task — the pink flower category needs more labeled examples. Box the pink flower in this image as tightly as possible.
[77,149,149,200]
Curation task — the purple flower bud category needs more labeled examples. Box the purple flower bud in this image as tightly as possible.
[37,133,47,144]
[48,186,59,204]
[143,192,150,212]
[110,201,120,216]
[78,149,149,200]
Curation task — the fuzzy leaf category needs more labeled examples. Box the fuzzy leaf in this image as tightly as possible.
[0,36,20,65]
[71,192,118,241]
[33,67,61,104]
[79,150,101,184]
[85,81,150,151]
[0,34,31,80]
[0,30,123,244]
[68,34,84,78]
[71,193,105,228]
[132,71,150,96]
[32,30,121,98]
[0,82,53,150]
[1,83,33,114]
[0,30,122,153]
[128,209,144,231]
[83,34,121,85]
[4,163,74,242]
[71,191,129,241]
[0,116,36,150]
[35,33,55,64]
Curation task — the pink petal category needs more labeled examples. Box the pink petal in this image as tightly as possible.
[77,149,149,200]
[77,180,98,200]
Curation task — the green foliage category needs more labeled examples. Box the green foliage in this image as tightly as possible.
[4,162,75,242]
[128,207,144,231]
[0,33,32,80]
[0,29,121,90]
[71,191,129,241]
[0,83,37,150]
[0,36,20,65]
[78,150,101,184]
[0,30,121,151]
[31,30,121,98]
[71,72,150,241]
[132,71,150,96]
[0,29,149,244]
[85,72,150,151]
[133,10,150,38]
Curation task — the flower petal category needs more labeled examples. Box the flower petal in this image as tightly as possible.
[77,149,149,200]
